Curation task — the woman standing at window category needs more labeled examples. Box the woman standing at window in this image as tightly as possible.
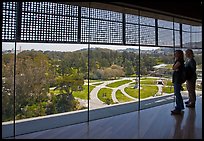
[171,50,185,114]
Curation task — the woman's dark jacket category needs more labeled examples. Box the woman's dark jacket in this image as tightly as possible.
[172,59,185,84]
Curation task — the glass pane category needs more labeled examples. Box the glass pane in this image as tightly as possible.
[191,26,202,32]
[193,49,202,93]
[15,43,88,135]
[174,22,180,30]
[182,32,191,47]
[191,25,202,49]
[182,24,191,32]
[175,31,180,47]
[140,47,175,110]
[89,44,139,120]
[192,33,202,48]
[2,42,15,138]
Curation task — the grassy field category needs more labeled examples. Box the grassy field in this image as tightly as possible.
[162,86,174,94]
[91,82,104,86]
[106,80,132,88]
[163,79,173,86]
[84,79,101,83]
[49,89,64,95]
[140,77,158,80]
[181,84,187,91]
[98,88,114,104]
[165,64,173,69]
[140,78,158,85]
[115,90,133,103]
[125,85,158,99]
[50,85,95,100]
[72,85,95,100]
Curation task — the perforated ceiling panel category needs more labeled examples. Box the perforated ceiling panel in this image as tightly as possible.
[2,2,17,41]
[21,2,78,42]
[125,14,139,45]
[81,7,123,44]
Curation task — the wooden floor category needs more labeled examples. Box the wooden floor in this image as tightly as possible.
[14,96,202,139]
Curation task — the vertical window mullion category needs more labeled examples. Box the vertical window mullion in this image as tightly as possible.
[180,23,182,48]
[155,19,158,46]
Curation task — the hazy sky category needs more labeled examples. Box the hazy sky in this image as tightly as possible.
[2,42,159,52]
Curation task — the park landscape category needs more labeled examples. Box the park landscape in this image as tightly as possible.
[2,46,202,122]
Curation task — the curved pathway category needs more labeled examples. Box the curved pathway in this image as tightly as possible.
[110,81,138,103]
[89,79,125,109]
[110,78,136,103]
[88,77,167,109]
[119,82,138,100]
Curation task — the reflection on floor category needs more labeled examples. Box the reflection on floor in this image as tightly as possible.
[15,96,202,139]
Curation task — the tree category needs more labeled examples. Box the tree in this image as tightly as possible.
[14,51,51,119]
[54,68,84,113]
[124,59,134,76]
[2,54,15,121]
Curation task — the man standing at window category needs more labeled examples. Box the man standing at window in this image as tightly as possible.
[184,49,197,108]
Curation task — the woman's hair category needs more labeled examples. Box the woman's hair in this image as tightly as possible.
[175,50,184,61]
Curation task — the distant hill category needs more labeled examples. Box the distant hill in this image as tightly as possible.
[182,41,202,48]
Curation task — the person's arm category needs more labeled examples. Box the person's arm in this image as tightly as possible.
[189,59,196,72]
[172,61,181,71]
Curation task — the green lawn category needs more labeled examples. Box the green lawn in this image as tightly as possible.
[92,82,104,86]
[140,78,158,85]
[162,86,174,94]
[196,84,202,91]
[50,85,95,100]
[129,74,137,77]
[84,79,101,83]
[49,89,65,94]
[181,84,187,91]
[125,85,158,99]
[165,64,173,69]
[140,77,158,80]
[115,90,133,103]
[106,80,132,88]
[129,82,136,85]
[162,83,188,94]
[73,85,95,100]
[98,88,114,104]
[163,79,173,86]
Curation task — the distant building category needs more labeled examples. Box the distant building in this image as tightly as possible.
[3,46,22,54]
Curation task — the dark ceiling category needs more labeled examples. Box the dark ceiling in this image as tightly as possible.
[108,1,202,22]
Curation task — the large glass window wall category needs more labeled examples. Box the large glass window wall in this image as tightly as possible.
[2,2,202,138]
